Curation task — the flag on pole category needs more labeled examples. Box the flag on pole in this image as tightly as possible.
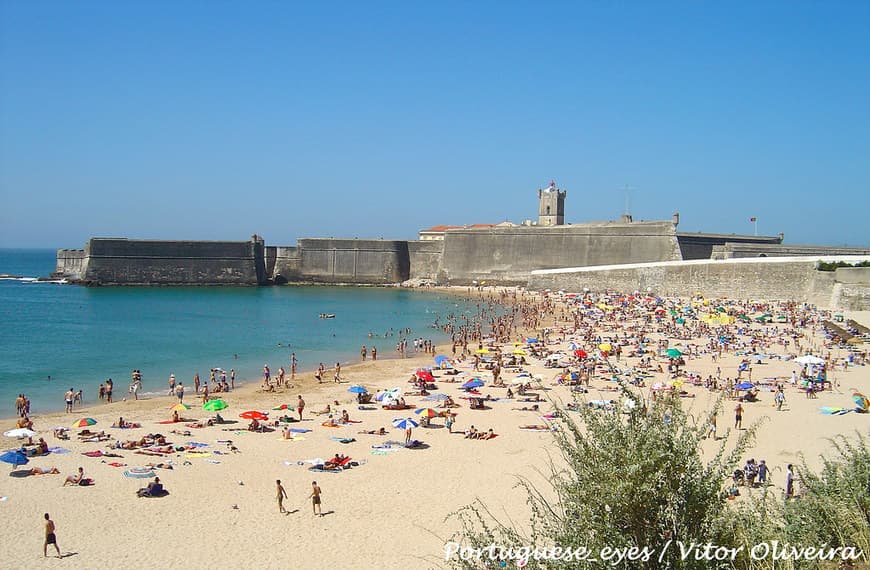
[749,217,757,222]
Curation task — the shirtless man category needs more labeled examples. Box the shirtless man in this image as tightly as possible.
[44,513,61,557]
[64,388,74,413]
[276,479,288,514]
[310,481,323,516]
[297,395,306,421]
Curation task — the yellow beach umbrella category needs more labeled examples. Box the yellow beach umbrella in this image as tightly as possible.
[598,343,612,352]
[475,348,491,355]
[512,349,527,356]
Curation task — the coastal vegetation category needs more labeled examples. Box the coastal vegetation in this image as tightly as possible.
[452,392,870,569]
[816,260,870,272]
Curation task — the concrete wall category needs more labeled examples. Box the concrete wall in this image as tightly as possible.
[677,233,782,260]
[834,267,870,284]
[529,256,870,308]
[55,249,86,279]
[81,238,266,285]
[289,239,410,284]
[407,240,443,280]
[438,221,682,285]
[272,246,301,283]
[711,243,870,259]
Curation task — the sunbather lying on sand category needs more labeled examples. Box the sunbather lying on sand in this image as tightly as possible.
[314,404,332,416]
[358,427,387,435]
[31,466,60,475]
[519,424,551,431]
[512,405,539,411]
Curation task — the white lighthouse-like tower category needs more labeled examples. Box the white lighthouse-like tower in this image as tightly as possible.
[538,180,566,226]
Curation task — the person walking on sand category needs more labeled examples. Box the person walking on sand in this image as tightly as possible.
[168,374,176,396]
[297,395,305,421]
[310,481,323,516]
[333,362,341,383]
[106,378,113,403]
[175,382,184,403]
[276,479,288,514]
[707,413,717,440]
[44,513,61,558]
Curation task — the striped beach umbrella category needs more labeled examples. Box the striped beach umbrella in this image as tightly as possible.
[71,418,97,428]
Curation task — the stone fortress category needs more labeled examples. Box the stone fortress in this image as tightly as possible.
[55,182,870,308]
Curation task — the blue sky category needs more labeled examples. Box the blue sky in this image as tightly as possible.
[1,1,868,248]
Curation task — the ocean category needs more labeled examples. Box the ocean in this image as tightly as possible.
[0,249,473,417]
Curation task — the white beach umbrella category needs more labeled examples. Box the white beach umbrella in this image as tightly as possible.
[794,355,824,365]
[3,428,36,438]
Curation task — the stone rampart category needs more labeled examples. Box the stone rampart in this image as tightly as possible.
[81,238,266,285]
[408,240,443,281]
[529,256,870,308]
[55,249,86,280]
[289,239,410,284]
[438,221,682,285]
[711,243,870,259]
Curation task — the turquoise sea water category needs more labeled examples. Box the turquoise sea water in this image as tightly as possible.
[0,249,470,417]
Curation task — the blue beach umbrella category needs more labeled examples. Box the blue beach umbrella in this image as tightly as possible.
[736,382,754,391]
[525,338,539,344]
[462,379,484,390]
[434,355,451,367]
[347,385,368,394]
[392,418,419,430]
[0,450,28,467]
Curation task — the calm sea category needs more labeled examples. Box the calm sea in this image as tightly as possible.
[0,249,472,417]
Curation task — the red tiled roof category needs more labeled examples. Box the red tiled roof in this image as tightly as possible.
[421,225,463,232]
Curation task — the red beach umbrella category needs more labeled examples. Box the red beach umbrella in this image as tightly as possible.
[574,349,588,359]
[239,411,268,421]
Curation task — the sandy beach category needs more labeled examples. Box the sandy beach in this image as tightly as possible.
[2,288,868,569]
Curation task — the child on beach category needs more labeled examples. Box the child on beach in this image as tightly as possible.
[310,481,323,516]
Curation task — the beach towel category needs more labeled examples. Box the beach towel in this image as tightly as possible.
[329,437,356,444]
[107,462,126,467]
[289,428,311,433]
[321,423,341,428]
[185,451,211,458]
[819,407,851,415]
[357,406,377,411]
[204,459,221,464]
[48,447,71,454]
[185,442,209,448]
[82,450,103,457]
[157,420,179,425]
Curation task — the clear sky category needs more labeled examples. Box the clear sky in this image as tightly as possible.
[1,1,868,249]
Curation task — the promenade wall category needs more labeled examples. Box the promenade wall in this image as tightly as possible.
[528,256,870,309]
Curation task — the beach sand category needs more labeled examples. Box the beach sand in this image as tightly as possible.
[2,289,868,568]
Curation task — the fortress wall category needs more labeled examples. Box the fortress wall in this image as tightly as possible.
[677,234,782,260]
[55,249,86,279]
[272,246,301,282]
[407,240,444,280]
[82,238,264,285]
[293,239,410,284]
[711,243,870,259]
[439,222,681,285]
[528,256,870,308]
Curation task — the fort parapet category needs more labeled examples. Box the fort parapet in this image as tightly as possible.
[66,238,267,285]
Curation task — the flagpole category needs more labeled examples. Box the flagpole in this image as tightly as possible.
[754,218,758,237]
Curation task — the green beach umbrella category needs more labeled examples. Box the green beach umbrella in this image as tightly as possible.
[666,348,682,358]
[675,318,685,325]
[203,399,228,412]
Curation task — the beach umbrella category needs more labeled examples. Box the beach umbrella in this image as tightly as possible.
[203,399,228,412]
[666,349,682,358]
[513,349,528,356]
[434,355,451,368]
[123,467,156,479]
[415,370,434,381]
[675,318,685,325]
[598,343,612,352]
[795,355,824,365]
[71,418,97,428]
[462,379,484,389]
[650,382,671,391]
[852,392,869,412]
[546,353,566,361]
[0,450,28,467]
[736,382,755,391]
[169,403,191,412]
[392,418,419,430]
[347,385,368,394]
[3,428,36,439]
[475,348,491,355]
[239,411,268,421]
[414,408,440,418]
[574,349,588,359]
[525,338,539,344]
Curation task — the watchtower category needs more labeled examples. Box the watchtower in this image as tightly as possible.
[538,180,566,226]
